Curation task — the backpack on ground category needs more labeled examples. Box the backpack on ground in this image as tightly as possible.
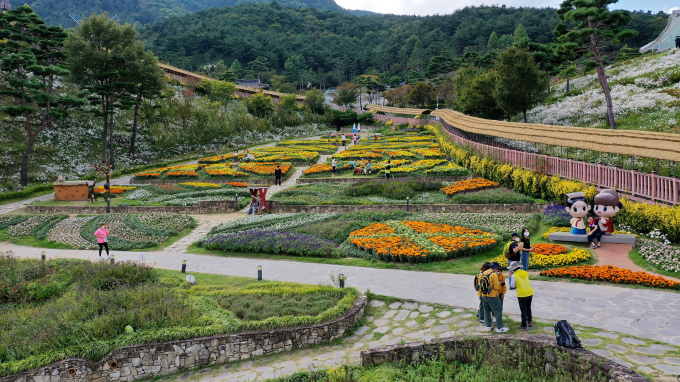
[478,272,492,295]
[554,320,582,348]
[503,241,515,259]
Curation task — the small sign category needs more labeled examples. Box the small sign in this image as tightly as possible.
[138,255,147,262]
[185,275,196,284]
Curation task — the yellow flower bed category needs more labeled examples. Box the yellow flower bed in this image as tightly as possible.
[541,227,636,239]
[180,182,221,188]
[490,248,591,269]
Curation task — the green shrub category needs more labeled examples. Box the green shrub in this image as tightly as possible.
[0,184,53,202]
[449,187,534,204]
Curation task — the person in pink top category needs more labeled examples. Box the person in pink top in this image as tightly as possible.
[94,222,110,259]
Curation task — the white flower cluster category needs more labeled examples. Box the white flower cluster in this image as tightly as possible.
[416,212,536,234]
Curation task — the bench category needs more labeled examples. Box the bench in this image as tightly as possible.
[548,232,637,245]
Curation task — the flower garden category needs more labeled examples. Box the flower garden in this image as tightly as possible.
[133,162,295,180]
[0,253,359,377]
[541,265,680,290]
[0,212,195,250]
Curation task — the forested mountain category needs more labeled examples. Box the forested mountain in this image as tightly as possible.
[140,3,666,87]
[21,0,371,27]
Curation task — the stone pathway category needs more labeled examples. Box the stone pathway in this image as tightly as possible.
[156,298,680,382]
[162,213,242,253]
[4,242,680,348]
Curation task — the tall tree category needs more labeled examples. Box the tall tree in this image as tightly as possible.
[65,13,143,167]
[557,0,637,129]
[284,54,307,90]
[407,82,435,107]
[487,31,500,51]
[244,91,274,118]
[304,89,325,114]
[513,24,530,44]
[454,67,503,120]
[0,5,86,186]
[332,82,360,108]
[494,47,549,123]
[129,50,166,154]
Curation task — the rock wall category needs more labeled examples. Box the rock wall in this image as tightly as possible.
[361,335,649,382]
[296,175,474,184]
[268,201,545,214]
[1,298,366,382]
[27,201,237,215]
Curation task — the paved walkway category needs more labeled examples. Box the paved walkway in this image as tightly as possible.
[3,243,680,347]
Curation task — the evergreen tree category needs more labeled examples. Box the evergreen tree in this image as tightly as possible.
[513,24,530,44]
[65,14,145,167]
[244,91,274,118]
[128,50,166,154]
[0,5,86,186]
[487,31,500,51]
[407,82,435,107]
[230,59,243,78]
[494,47,549,123]
[284,54,307,89]
[556,0,637,129]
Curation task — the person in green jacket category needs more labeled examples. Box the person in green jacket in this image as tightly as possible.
[508,261,534,331]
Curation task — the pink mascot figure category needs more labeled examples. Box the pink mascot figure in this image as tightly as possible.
[593,189,623,236]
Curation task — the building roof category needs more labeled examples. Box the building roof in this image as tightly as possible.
[366,104,432,115]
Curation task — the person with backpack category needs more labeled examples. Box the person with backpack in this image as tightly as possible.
[479,263,509,333]
[475,262,491,323]
[508,261,533,331]
[504,233,523,290]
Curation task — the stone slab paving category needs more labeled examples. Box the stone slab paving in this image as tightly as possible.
[3,242,680,348]
[139,299,680,382]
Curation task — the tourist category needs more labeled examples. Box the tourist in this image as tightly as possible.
[481,263,509,333]
[348,160,356,170]
[94,222,110,260]
[491,261,507,310]
[507,232,523,289]
[274,164,282,186]
[352,124,357,133]
[341,134,346,148]
[676,35,680,49]
[353,134,358,145]
[374,133,378,140]
[331,157,337,177]
[247,195,261,215]
[509,261,533,331]
[520,228,535,271]
[358,123,361,133]
[233,150,238,162]
[366,160,372,174]
[476,262,491,323]
[587,215,603,249]
[385,160,392,180]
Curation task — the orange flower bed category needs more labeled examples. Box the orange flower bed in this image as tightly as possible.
[226,182,247,187]
[401,221,492,236]
[199,154,234,164]
[428,236,497,257]
[204,167,247,177]
[440,178,499,195]
[532,243,568,256]
[349,223,395,236]
[166,170,198,178]
[349,237,430,262]
[135,167,169,179]
[303,164,351,175]
[240,163,291,175]
[93,186,136,195]
[540,265,680,290]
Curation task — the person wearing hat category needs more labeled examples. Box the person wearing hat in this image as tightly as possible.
[508,261,534,331]
[476,262,491,324]
[507,233,523,289]
[274,164,282,186]
[480,262,509,333]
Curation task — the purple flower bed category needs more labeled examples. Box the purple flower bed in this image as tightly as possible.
[543,203,571,227]
[201,230,337,257]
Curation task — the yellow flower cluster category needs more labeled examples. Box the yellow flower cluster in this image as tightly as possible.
[490,248,591,269]
[179,182,221,188]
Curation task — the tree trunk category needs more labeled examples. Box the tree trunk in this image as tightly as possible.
[596,65,616,129]
[130,93,142,154]
[20,134,38,186]
[109,112,116,169]
[523,109,528,123]
[566,74,570,93]
[101,102,108,162]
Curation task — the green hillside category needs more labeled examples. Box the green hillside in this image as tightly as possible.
[21,0,371,27]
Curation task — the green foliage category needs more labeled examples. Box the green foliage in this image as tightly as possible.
[345,179,444,200]
[493,47,549,122]
[33,215,69,239]
[196,79,237,103]
[407,83,435,107]
[211,290,343,321]
[244,91,275,118]
[454,67,504,120]
[449,187,536,204]
[487,31,500,51]
[0,184,53,202]
[332,82,360,107]
[280,94,298,110]
[304,89,325,113]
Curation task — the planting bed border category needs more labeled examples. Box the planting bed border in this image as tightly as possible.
[295,175,474,184]
[0,297,367,382]
[361,334,649,382]
[27,201,238,215]
[130,178,276,186]
[268,201,546,214]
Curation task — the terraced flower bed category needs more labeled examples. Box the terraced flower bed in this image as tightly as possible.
[541,265,680,290]
[0,213,195,250]
[134,162,296,180]
[0,254,359,377]
[489,247,591,269]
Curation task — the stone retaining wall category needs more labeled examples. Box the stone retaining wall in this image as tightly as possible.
[129,179,275,186]
[1,297,367,382]
[361,335,649,382]
[296,175,474,184]
[28,201,237,215]
[268,201,545,214]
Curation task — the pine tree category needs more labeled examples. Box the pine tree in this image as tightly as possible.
[513,24,530,44]
[556,0,637,129]
[0,5,87,186]
[487,31,500,51]
[494,47,549,123]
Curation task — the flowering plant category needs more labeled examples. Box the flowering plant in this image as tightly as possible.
[440,178,499,195]
[179,182,221,188]
[93,186,136,195]
[541,265,680,289]
[490,248,591,269]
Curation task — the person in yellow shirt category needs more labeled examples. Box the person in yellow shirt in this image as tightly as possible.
[508,261,534,331]
[476,262,491,324]
[480,263,509,333]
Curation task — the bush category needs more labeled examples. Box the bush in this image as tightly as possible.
[0,184,53,202]
[345,179,444,200]
[449,187,534,204]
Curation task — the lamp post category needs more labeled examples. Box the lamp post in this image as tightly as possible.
[339,274,345,288]
[110,254,115,265]
[258,265,262,281]
[406,196,410,212]
[181,260,187,273]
